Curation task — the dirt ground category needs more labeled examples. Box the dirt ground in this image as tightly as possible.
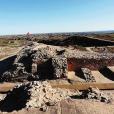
[0,39,114,114]
[0,98,114,114]
[0,82,114,114]
[0,47,22,60]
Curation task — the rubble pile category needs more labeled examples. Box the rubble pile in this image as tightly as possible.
[1,42,114,82]
[1,63,36,82]
[0,81,76,112]
[81,87,112,103]
[26,81,76,110]
[81,68,96,82]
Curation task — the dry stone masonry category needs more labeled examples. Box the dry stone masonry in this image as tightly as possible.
[1,42,114,82]
[52,57,68,78]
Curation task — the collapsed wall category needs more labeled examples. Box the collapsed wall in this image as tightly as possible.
[0,81,76,112]
[1,42,114,82]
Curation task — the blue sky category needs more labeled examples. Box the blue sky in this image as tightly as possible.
[0,0,114,35]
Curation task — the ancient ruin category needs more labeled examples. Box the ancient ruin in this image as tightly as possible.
[1,41,114,82]
[0,35,114,113]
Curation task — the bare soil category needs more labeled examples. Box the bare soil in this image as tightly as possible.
[0,98,114,114]
[0,47,22,60]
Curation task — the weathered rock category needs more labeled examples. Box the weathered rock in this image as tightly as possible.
[0,81,76,112]
[26,81,75,109]
[1,42,114,82]
[52,57,68,78]
[81,87,112,103]
[81,68,96,82]
[1,63,38,82]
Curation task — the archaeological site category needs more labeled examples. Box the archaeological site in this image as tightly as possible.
[0,33,114,114]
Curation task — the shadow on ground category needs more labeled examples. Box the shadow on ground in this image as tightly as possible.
[0,55,16,76]
[0,84,30,112]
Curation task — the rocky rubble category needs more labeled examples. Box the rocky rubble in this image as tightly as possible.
[26,81,76,111]
[81,68,96,82]
[10,42,114,64]
[1,63,37,82]
[1,42,114,82]
[0,81,76,112]
[81,87,112,103]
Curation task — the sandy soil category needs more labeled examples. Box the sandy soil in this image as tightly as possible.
[67,71,85,82]
[108,66,114,72]
[0,47,22,61]
[67,70,114,83]
[0,98,114,114]
[91,70,113,83]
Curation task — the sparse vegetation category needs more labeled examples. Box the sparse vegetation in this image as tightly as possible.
[0,38,26,60]
[0,39,25,47]
[0,32,114,114]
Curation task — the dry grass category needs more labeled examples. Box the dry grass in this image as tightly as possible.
[0,39,25,47]
[0,39,25,60]
[0,46,22,60]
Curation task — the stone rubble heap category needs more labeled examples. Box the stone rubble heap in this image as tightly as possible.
[1,42,114,82]
[81,68,96,82]
[26,81,76,110]
[81,87,112,103]
[0,81,76,112]
[1,63,36,82]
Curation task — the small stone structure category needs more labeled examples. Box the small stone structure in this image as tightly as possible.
[1,42,114,82]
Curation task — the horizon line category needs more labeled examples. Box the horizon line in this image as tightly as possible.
[0,29,114,36]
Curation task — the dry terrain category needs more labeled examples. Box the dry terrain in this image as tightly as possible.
[0,39,26,60]
[0,33,114,114]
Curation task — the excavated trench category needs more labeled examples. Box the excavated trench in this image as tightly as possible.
[1,41,114,82]
[1,57,114,82]
[67,58,114,70]
[67,58,114,82]
[32,58,114,81]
